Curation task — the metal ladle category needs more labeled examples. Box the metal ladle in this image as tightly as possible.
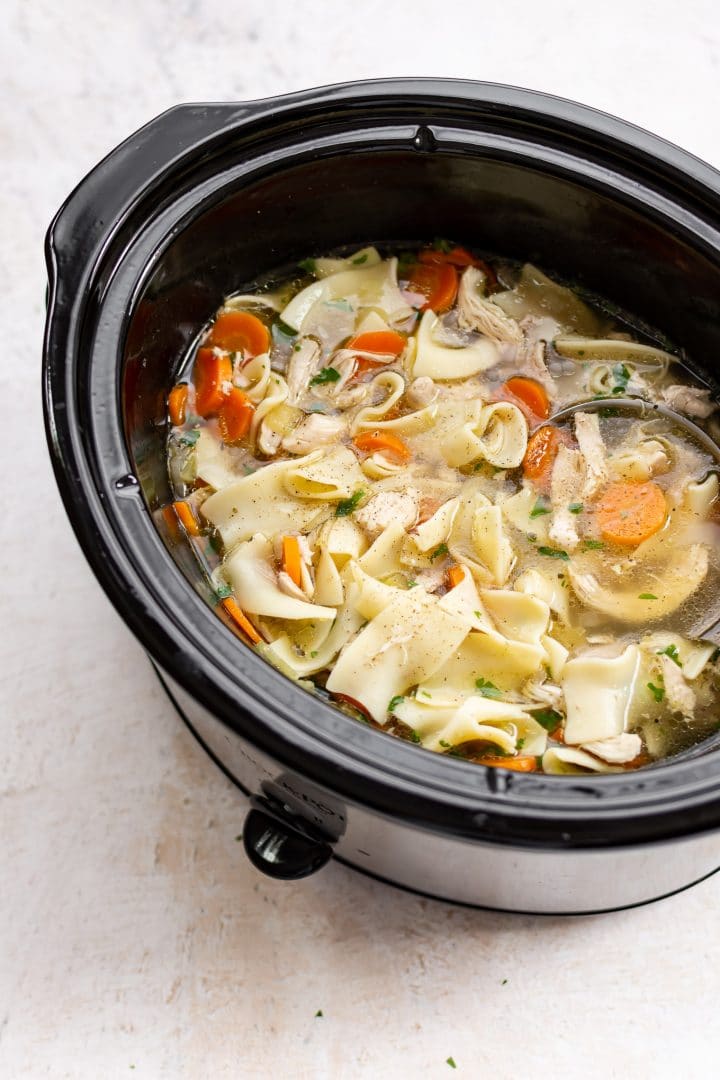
[550,396,720,766]
[549,396,720,643]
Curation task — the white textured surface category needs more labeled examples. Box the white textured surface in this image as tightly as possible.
[3,1,720,1076]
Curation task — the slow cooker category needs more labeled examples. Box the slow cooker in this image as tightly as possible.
[43,79,720,913]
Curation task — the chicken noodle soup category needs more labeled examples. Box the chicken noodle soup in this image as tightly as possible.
[164,244,720,774]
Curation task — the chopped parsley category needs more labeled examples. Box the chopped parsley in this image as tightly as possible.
[475,678,502,699]
[409,730,422,743]
[537,545,570,561]
[612,362,631,393]
[335,490,365,516]
[352,253,368,265]
[298,257,316,273]
[474,610,483,619]
[310,650,319,659]
[429,542,449,561]
[647,681,665,703]
[439,739,451,748]
[178,428,200,446]
[638,593,658,600]
[315,1009,323,1018]
[406,579,418,589]
[214,582,233,600]
[446,1058,457,1070]
[657,644,682,666]
[516,738,525,750]
[583,539,604,550]
[310,366,341,386]
[433,237,453,253]
[600,406,620,418]
[501,978,508,985]
[420,690,431,698]
[388,695,404,713]
[532,707,563,732]
[568,502,584,514]
[530,498,551,518]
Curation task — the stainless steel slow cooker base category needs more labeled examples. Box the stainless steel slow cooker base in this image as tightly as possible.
[158,668,720,914]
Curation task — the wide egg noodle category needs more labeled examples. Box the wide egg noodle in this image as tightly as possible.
[480,589,551,645]
[281,257,413,332]
[282,445,366,500]
[325,589,472,722]
[357,521,407,579]
[419,629,546,698]
[442,401,528,469]
[249,372,289,443]
[413,309,500,379]
[313,544,345,607]
[225,535,337,621]
[412,497,460,552]
[266,579,366,678]
[437,567,494,632]
[395,695,548,756]
[561,644,640,744]
[351,371,438,438]
[201,454,328,550]
[195,428,246,491]
[542,747,622,774]
[500,486,550,544]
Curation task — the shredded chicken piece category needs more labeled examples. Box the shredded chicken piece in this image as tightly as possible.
[548,446,584,552]
[257,423,283,456]
[286,338,321,404]
[282,413,347,454]
[517,334,555,394]
[457,267,523,345]
[413,567,446,593]
[659,654,696,716]
[524,676,564,708]
[406,376,437,408]
[277,570,309,601]
[574,412,608,498]
[313,352,358,397]
[356,491,419,539]
[661,384,716,419]
[583,732,642,764]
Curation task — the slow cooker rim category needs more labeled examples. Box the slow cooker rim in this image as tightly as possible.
[43,77,720,848]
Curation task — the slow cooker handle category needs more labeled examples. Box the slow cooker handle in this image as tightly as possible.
[242,795,334,880]
[45,102,269,303]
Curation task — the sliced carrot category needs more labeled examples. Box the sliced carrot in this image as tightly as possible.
[207,311,270,357]
[446,565,465,589]
[522,425,571,492]
[347,330,406,377]
[194,347,232,417]
[403,262,458,313]
[281,535,302,588]
[221,597,262,644]
[218,387,254,443]
[596,480,667,546]
[161,504,181,542]
[168,383,188,426]
[172,500,201,536]
[347,330,406,356]
[418,248,499,288]
[353,430,411,463]
[418,245,479,268]
[480,756,538,772]
[500,377,550,421]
